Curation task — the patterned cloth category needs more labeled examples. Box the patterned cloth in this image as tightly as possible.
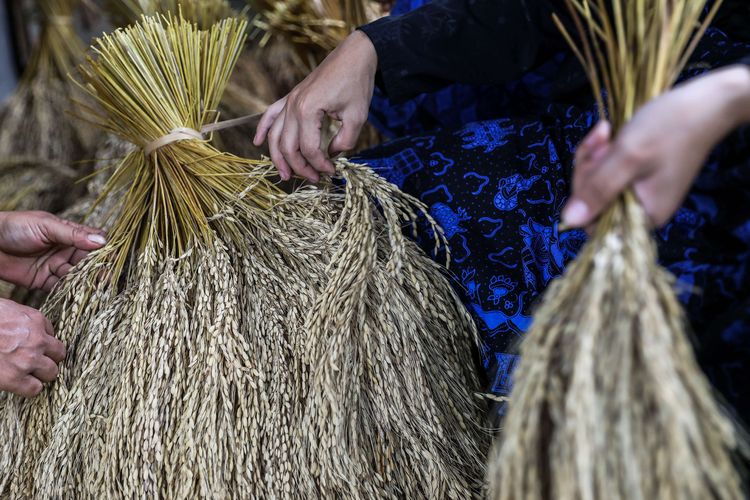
[357,28,750,422]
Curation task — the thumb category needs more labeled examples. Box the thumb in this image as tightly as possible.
[41,216,107,251]
[328,111,366,156]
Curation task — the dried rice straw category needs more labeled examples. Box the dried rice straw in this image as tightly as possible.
[99,0,269,162]
[489,1,746,499]
[0,14,487,498]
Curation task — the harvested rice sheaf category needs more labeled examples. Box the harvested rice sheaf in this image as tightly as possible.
[489,1,746,500]
[0,15,487,499]
[101,0,271,159]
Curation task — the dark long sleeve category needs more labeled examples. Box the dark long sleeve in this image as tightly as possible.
[359,0,565,103]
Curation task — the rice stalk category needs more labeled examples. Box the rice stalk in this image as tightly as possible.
[101,0,269,164]
[489,2,745,499]
[0,15,487,498]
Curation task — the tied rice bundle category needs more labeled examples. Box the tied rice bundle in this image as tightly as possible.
[0,0,90,213]
[101,0,270,159]
[489,1,745,499]
[0,15,487,499]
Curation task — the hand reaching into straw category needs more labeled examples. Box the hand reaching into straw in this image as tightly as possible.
[0,211,105,398]
[564,64,750,230]
[253,30,378,182]
[0,211,106,292]
[0,298,66,398]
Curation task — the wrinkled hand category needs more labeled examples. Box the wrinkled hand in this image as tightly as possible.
[563,65,750,230]
[0,298,65,397]
[253,30,378,182]
[0,211,107,291]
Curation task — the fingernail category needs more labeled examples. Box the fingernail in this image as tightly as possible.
[562,200,589,228]
[87,234,106,245]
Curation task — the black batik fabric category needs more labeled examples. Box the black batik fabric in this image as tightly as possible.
[356,28,750,423]
[358,0,569,103]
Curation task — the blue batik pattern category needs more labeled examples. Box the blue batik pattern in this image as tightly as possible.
[359,27,750,422]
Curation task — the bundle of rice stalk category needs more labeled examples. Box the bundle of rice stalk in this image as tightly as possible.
[489,1,746,499]
[101,0,270,159]
[0,14,487,498]
[0,0,91,213]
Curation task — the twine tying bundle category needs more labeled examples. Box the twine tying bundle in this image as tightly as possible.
[142,114,262,156]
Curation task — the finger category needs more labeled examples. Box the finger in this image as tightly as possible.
[328,111,366,156]
[575,120,611,165]
[45,247,75,276]
[15,376,43,398]
[40,276,60,293]
[43,334,66,364]
[55,263,73,278]
[574,141,612,179]
[70,249,89,266]
[31,356,59,383]
[268,114,293,181]
[563,147,635,228]
[254,97,287,146]
[299,110,335,175]
[633,180,675,229]
[42,313,55,338]
[26,247,74,291]
[41,215,106,251]
[280,114,320,183]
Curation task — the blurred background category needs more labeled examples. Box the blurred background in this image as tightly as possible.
[0,1,18,99]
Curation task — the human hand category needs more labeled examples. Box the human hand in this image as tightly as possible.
[0,211,106,291]
[253,30,378,182]
[563,65,750,230]
[0,299,65,397]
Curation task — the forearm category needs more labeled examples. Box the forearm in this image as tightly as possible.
[359,0,565,102]
[727,62,750,126]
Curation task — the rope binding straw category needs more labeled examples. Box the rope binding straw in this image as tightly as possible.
[143,113,263,156]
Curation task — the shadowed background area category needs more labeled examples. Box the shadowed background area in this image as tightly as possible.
[0,1,18,100]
